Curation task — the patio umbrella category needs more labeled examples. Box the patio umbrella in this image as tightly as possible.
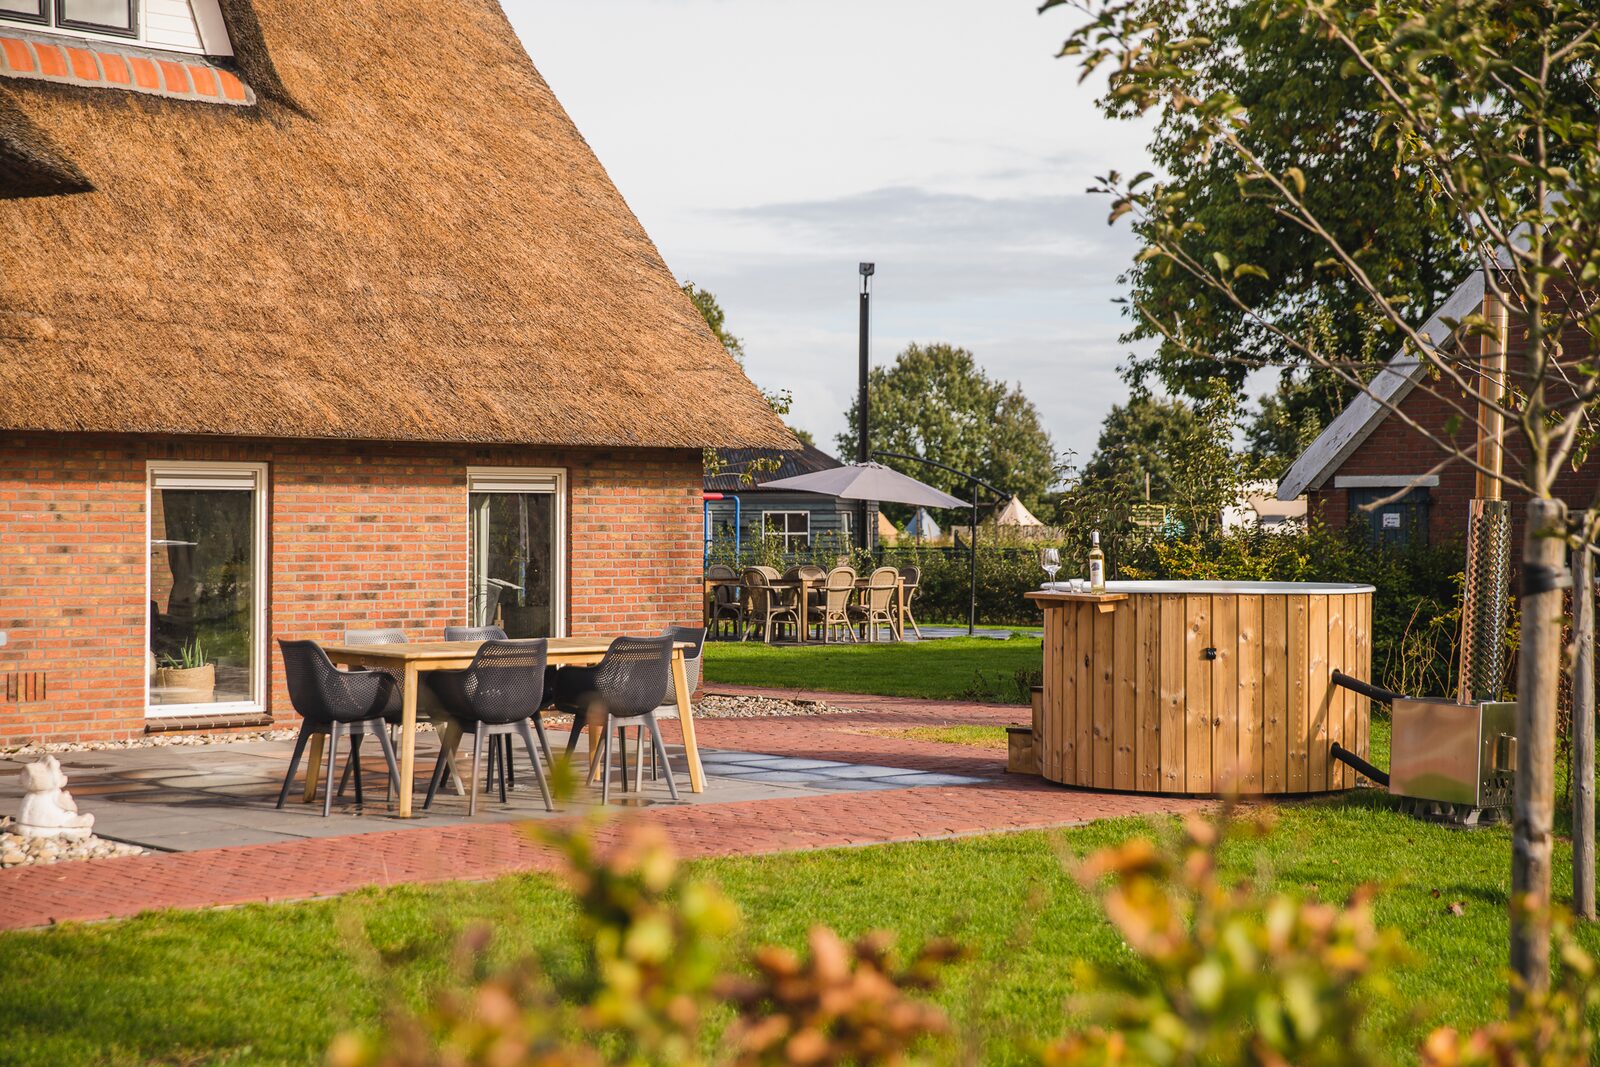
[759,462,968,509]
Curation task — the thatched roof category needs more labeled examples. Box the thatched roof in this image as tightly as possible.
[0,0,792,450]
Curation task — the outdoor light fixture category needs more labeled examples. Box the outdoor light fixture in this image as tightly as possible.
[857,263,875,549]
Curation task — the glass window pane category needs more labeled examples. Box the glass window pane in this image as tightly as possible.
[470,491,555,637]
[58,0,133,32]
[149,487,256,707]
[0,0,48,24]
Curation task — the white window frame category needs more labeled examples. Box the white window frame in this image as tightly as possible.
[762,510,810,551]
[466,467,567,637]
[145,460,268,719]
[0,0,231,55]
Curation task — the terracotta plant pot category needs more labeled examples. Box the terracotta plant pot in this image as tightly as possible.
[153,663,215,705]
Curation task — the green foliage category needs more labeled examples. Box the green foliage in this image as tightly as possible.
[1046,0,1462,443]
[1420,915,1599,1067]
[1041,814,1408,1066]
[1068,385,1256,537]
[836,343,1058,515]
[157,636,208,671]
[682,282,745,363]
[328,817,959,1067]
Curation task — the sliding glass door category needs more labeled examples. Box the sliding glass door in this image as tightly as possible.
[147,463,266,715]
[467,468,565,638]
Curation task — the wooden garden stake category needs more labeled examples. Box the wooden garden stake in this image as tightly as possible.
[1574,539,1596,921]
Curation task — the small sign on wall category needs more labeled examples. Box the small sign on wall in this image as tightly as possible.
[1381,512,1402,529]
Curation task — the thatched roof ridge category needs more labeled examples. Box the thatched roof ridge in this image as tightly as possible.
[0,0,793,450]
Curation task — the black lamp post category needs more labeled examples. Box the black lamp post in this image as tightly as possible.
[858,262,874,550]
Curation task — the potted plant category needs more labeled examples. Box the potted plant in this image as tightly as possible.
[154,637,214,704]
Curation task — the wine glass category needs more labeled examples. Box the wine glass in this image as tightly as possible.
[1039,547,1061,587]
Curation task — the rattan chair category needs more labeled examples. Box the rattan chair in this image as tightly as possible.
[810,567,858,643]
[422,639,554,815]
[742,568,800,643]
[275,640,402,816]
[705,564,743,640]
[850,566,900,641]
[895,565,925,639]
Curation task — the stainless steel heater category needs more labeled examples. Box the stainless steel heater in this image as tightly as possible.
[1389,697,1517,825]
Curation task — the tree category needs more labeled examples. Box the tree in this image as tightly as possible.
[682,282,811,475]
[1057,0,1600,1000]
[1083,390,1251,533]
[836,342,1058,510]
[1080,0,1463,442]
[682,281,745,363]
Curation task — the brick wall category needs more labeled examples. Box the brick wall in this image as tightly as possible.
[0,433,701,745]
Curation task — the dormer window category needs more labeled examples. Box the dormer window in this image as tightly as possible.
[0,0,230,55]
[2,0,136,40]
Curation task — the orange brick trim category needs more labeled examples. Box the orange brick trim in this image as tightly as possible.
[0,31,255,106]
[144,712,274,734]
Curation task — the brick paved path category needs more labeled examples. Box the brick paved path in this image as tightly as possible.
[0,688,1203,931]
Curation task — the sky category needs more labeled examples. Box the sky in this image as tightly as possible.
[504,0,1158,464]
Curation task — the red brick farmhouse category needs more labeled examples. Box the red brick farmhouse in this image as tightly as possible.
[0,0,789,744]
[1277,269,1598,550]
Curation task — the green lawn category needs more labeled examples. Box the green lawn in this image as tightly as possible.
[3,796,1595,1066]
[702,635,1042,703]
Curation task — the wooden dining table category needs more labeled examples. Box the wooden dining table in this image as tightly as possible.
[318,636,704,817]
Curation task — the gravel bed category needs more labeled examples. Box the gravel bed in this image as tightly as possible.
[0,817,147,869]
[694,694,858,718]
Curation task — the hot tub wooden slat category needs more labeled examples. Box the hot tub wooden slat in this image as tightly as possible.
[1288,595,1309,791]
[1237,595,1262,791]
[1160,595,1185,792]
[1213,595,1239,790]
[1137,599,1160,791]
[1093,607,1114,784]
[1076,604,1093,784]
[1114,605,1136,790]
[1263,597,1288,792]
[1031,582,1372,796]
[1184,596,1211,793]
[1309,596,1330,793]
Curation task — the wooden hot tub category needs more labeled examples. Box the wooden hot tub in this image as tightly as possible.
[1025,581,1374,796]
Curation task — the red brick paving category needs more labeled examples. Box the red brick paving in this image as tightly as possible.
[0,688,1203,931]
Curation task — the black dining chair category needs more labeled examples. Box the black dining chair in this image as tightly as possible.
[624,626,704,786]
[422,639,554,815]
[442,624,554,790]
[559,636,680,804]
[275,640,402,817]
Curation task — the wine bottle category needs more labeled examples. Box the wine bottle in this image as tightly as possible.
[1088,529,1106,593]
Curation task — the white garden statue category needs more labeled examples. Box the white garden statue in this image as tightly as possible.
[16,755,94,840]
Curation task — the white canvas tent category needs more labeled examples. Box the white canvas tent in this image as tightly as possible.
[994,495,1043,527]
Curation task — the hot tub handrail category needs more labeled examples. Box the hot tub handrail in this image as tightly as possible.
[1331,669,1405,707]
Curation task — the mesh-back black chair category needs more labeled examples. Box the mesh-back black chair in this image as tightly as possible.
[444,625,507,642]
[574,636,679,805]
[441,624,550,791]
[275,640,402,817]
[422,639,553,815]
[625,626,706,787]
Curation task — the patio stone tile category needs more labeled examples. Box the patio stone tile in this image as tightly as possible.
[872,773,987,788]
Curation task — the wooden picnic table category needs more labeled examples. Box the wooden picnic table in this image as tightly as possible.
[319,636,704,817]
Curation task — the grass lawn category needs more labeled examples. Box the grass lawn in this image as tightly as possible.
[861,723,1011,748]
[702,634,1042,703]
[3,792,1595,1066]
